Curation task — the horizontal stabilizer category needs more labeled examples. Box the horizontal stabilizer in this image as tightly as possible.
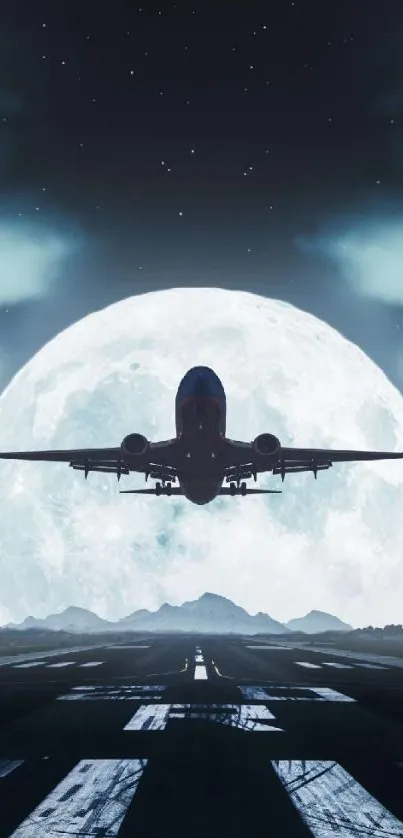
[120,487,183,495]
[219,487,281,495]
[120,486,282,496]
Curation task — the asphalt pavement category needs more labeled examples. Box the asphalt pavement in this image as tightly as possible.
[0,635,403,836]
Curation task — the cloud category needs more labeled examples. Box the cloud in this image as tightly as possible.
[0,221,82,306]
[295,217,403,305]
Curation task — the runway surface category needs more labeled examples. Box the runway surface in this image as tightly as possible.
[0,635,403,835]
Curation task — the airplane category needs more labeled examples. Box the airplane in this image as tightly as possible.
[0,365,402,506]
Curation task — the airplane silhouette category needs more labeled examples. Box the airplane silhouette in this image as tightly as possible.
[1,365,402,505]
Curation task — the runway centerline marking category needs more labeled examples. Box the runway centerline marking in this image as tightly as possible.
[194,665,208,680]
[78,661,104,668]
[272,760,403,837]
[7,759,147,837]
[322,662,354,669]
[46,661,76,668]
[295,661,322,669]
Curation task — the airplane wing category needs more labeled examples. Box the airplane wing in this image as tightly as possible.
[222,438,403,482]
[0,440,179,481]
[276,446,403,474]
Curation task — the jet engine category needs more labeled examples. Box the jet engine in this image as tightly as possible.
[253,433,281,458]
[121,433,149,457]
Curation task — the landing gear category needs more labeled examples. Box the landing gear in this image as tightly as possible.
[155,481,172,496]
[229,481,247,496]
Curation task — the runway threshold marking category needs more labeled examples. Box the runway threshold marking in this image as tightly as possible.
[59,685,164,701]
[124,703,283,732]
[239,686,355,703]
[7,759,147,838]
[272,760,403,837]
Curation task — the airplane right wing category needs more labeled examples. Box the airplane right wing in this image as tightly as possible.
[221,435,403,483]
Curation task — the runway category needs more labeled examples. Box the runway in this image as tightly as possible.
[0,636,403,836]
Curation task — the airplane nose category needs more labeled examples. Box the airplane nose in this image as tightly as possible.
[193,373,210,396]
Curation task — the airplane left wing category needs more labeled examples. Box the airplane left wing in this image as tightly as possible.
[0,439,180,482]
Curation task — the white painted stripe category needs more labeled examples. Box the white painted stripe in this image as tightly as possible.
[239,686,355,703]
[124,704,171,731]
[245,645,291,650]
[312,687,355,702]
[78,661,104,668]
[195,654,204,663]
[59,684,164,701]
[12,662,43,669]
[0,759,24,779]
[125,703,282,732]
[0,643,108,668]
[46,661,76,668]
[355,663,386,669]
[106,645,150,649]
[295,661,322,669]
[272,760,403,836]
[8,759,147,837]
[296,645,403,668]
[322,662,354,669]
[170,704,282,732]
[194,665,208,680]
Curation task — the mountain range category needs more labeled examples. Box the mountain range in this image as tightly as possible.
[5,594,353,635]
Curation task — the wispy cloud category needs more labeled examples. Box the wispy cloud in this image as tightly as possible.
[295,217,403,305]
[0,221,82,306]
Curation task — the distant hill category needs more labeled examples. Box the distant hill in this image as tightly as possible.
[118,593,288,634]
[7,606,111,634]
[6,597,354,636]
[7,593,288,635]
[286,609,353,634]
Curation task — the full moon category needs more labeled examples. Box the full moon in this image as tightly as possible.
[0,288,402,627]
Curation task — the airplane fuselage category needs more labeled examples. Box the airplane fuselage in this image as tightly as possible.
[175,366,226,504]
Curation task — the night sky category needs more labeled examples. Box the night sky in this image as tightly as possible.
[1,0,403,392]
